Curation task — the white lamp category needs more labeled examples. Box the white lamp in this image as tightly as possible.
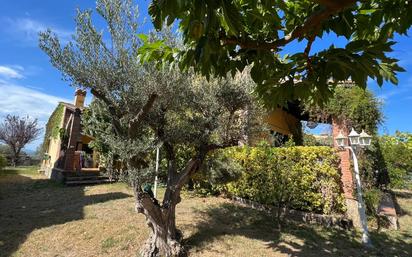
[359,130,372,146]
[333,127,372,246]
[348,128,360,146]
[335,130,347,147]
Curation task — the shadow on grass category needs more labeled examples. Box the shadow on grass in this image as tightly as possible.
[185,202,412,257]
[0,174,131,257]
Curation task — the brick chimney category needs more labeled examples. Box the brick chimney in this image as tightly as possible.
[74,88,86,108]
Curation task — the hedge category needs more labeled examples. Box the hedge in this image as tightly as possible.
[224,145,346,215]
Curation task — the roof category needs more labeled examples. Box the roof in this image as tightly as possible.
[59,102,85,112]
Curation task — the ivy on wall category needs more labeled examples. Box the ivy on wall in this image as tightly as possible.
[40,103,64,153]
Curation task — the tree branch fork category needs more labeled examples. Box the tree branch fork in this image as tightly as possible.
[220,0,357,51]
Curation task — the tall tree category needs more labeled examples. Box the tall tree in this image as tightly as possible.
[142,0,411,108]
[39,1,261,256]
[0,115,42,166]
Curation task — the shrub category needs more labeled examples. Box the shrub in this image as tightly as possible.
[378,132,412,189]
[0,154,6,170]
[363,187,383,218]
[192,148,243,196]
[225,145,346,215]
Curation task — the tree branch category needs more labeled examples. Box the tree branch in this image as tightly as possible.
[134,186,164,227]
[312,0,356,9]
[221,0,357,51]
[175,158,201,191]
[173,139,239,191]
[205,139,239,152]
[304,29,318,76]
[90,88,124,136]
[128,93,158,138]
[162,141,179,207]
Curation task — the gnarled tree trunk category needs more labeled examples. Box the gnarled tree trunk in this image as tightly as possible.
[136,193,183,257]
[134,158,201,257]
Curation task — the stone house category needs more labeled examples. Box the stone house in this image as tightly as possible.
[41,89,99,179]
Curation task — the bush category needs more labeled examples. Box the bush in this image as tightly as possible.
[363,187,382,218]
[0,154,6,170]
[378,132,412,189]
[225,145,346,214]
[192,148,243,196]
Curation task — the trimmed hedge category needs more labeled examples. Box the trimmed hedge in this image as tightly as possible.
[225,145,346,214]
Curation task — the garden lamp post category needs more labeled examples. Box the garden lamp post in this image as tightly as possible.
[154,146,160,198]
[336,128,373,247]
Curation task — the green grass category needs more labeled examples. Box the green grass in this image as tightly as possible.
[0,165,39,176]
[101,237,119,251]
[1,166,411,257]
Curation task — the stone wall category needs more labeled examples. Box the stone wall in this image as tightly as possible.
[378,192,399,230]
[232,196,353,230]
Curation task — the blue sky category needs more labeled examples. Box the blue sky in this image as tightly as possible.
[1,0,411,151]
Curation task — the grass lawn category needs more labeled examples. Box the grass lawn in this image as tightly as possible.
[0,166,411,257]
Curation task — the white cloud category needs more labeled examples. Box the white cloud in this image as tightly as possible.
[395,50,412,67]
[0,81,70,118]
[0,65,24,79]
[2,17,72,45]
[373,75,412,103]
[0,81,71,150]
[376,90,400,101]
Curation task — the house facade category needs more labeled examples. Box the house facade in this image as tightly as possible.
[41,89,99,179]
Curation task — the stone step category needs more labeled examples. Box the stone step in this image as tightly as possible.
[65,175,109,181]
[63,172,101,177]
[64,178,114,186]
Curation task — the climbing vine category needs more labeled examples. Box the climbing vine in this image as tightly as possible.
[303,86,383,134]
[40,103,64,154]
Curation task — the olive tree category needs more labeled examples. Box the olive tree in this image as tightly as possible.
[39,1,260,255]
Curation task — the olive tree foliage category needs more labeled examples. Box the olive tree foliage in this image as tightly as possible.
[81,100,120,179]
[39,1,261,256]
[0,115,42,166]
[141,0,411,108]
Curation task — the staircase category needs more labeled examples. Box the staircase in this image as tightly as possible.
[63,171,115,186]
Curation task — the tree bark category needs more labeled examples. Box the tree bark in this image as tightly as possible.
[134,185,185,257]
[12,149,21,167]
[133,144,230,256]
[133,156,203,257]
